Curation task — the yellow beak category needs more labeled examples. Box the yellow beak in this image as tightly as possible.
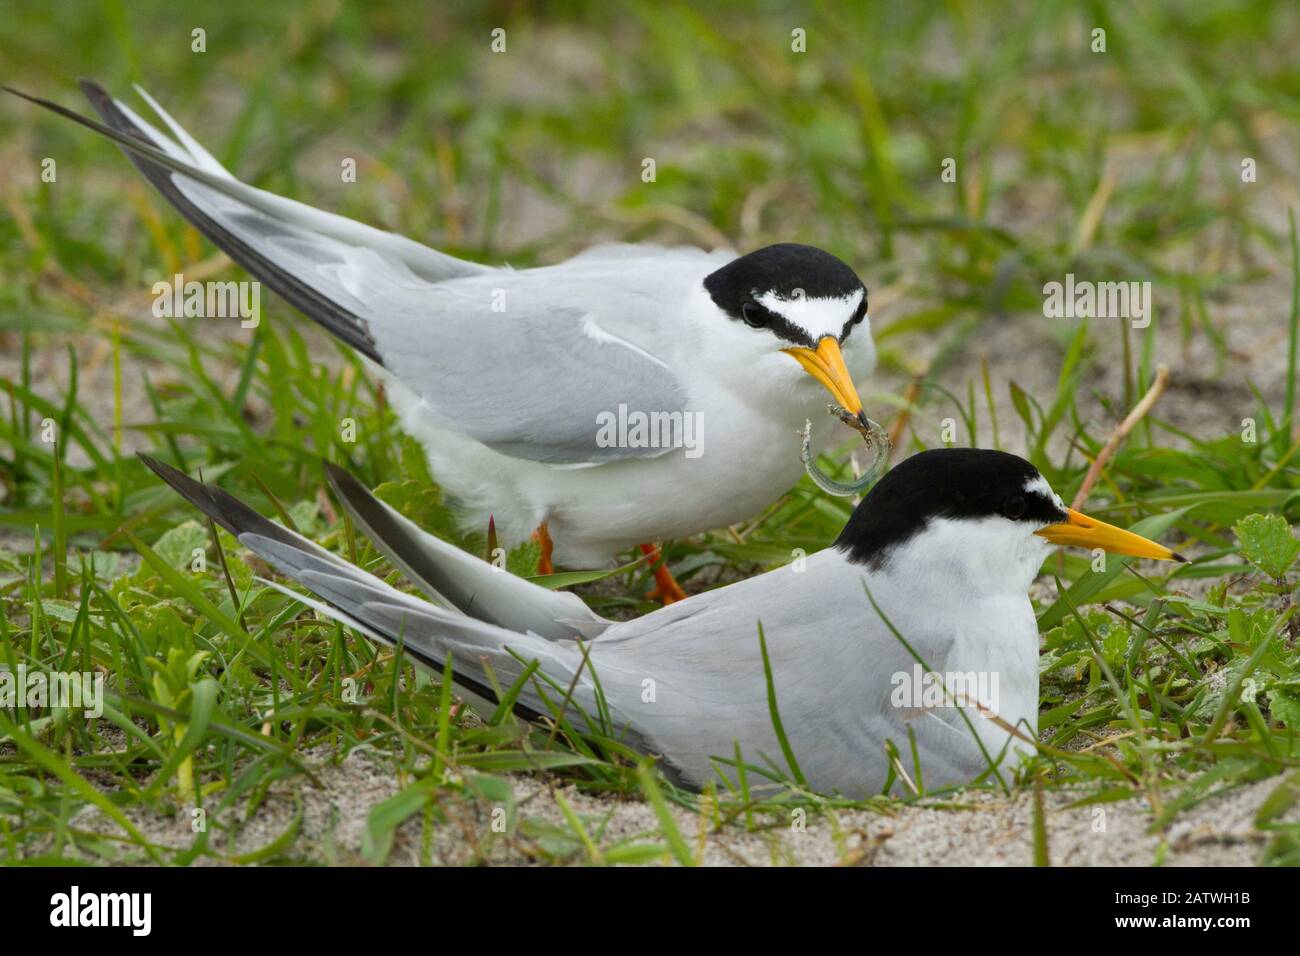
[781,337,865,416]
[1034,508,1185,562]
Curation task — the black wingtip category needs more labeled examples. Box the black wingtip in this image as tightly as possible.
[138,452,181,482]
[4,83,104,122]
[139,452,208,503]
[137,453,235,535]
[77,79,112,106]
[17,80,386,366]
[1172,551,1189,564]
[2,81,150,155]
[138,452,292,546]
[4,85,52,107]
[323,459,368,500]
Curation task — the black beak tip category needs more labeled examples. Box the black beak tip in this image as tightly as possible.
[1171,551,1189,564]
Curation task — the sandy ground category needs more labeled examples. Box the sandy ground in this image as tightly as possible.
[59,745,1296,865]
[3,67,1299,866]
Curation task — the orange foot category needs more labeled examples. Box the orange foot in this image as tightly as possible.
[531,521,555,575]
[640,542,687,604]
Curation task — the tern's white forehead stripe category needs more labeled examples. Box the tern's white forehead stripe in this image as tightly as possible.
[756,288,864,341]
[1023,474,1065,509]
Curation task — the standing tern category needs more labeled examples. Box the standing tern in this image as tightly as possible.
[141,448,1182,797]
[11,82,878,600]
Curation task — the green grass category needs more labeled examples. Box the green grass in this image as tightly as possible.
[2,0,1300,865]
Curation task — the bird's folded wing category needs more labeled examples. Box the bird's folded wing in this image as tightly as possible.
[14,82,691,465]
[369,272,691,464]
[139,454,607,727]
[322,460,612,640]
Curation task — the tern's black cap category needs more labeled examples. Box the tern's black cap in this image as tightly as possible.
[835,448,1068,568]
[703,243,867,346]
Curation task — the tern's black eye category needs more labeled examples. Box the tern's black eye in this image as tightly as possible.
[741,302,767,328]
[1001,496,1026,520]
[848,297,868,328]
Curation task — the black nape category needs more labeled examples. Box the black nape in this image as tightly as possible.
[703,243,866,347]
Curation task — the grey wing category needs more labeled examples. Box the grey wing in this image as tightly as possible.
[139,455,605,728]
[370,271,691,464]
[580,560,860,789]
[582,556,898,793]
[30,83,692,465]
[322,461,612,639]
[49,82,485,362]
[588,554,1022,796]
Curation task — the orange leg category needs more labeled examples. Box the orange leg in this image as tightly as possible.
[640,542,687,604]
[531,521,555,575]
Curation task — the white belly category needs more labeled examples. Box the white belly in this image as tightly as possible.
[381,371,849,566]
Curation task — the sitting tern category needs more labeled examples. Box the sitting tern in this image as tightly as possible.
[12,82,878,600]
[141,448,1182,797]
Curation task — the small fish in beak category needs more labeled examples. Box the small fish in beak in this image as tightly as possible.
[798,405,891,498]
